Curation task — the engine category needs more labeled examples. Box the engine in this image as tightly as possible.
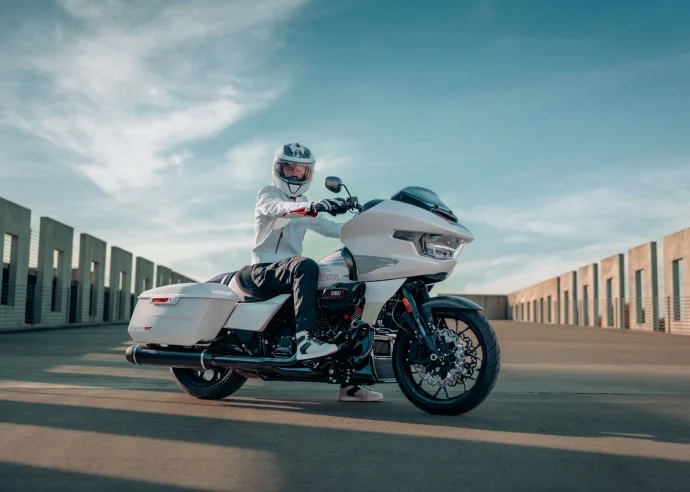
[316,281,366,339]
[253,281,370,372]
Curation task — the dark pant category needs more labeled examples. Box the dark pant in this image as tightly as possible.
[236,256,319,333]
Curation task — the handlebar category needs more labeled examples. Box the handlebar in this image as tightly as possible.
[333,196,361,215]
[322,177,362,215]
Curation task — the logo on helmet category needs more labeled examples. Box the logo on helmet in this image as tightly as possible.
[288,143,308,158]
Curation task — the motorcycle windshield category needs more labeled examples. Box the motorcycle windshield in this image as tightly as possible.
[390,186,458,223]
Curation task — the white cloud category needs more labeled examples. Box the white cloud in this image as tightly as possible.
[455,255,576,294]
[443,162,690,295]
[1,0,309,198]
[313,154,349,178]
[452,241,635,295]
[217,140,277,189]
[456,162,690,242]
[0,0,317,280]
[121,226,257,282]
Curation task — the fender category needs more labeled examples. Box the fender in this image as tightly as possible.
[422,295,483,312]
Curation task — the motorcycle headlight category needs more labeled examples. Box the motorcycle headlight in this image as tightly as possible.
[421,234,465,259]
[393,231,467,260]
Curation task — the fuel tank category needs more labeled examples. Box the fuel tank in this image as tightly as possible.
[317,249,353,289]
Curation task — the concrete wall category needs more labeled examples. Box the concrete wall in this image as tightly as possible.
[628,241,659,332]
[517,285,534,322]
[559,271,577,325]
[0,194,197,330]
[577,263,599,327]
[526,282,552,323]
[108,246,133,322]
[663,227,690,335]
[534,276,560,324]
[156,265,172,287]
[33,217,73,325]
[508,288,537,322]
[507,293,517,320]
[512,281,552,323]
[76,234,107,323]
[0,197,31,327]
[507,292,522,320]
[490,225,690,336]
[135,257,154,296]
[527,284,539,322]
[600,253,625,329]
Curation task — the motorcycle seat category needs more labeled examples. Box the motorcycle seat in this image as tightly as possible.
[205,271,272,303]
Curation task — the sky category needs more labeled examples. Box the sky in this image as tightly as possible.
[1,0,689,295]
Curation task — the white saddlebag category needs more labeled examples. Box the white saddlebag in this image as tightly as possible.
[128,283,239,346]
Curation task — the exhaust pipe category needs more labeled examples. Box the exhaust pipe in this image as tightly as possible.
[125,344,212,369]
[125,344,299,371]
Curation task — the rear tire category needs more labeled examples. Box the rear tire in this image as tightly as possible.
[170,367,247,400]
[393,309,500,415]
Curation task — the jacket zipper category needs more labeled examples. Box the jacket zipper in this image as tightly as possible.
[274,228,284,253]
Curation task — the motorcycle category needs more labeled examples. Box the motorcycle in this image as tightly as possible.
[125,177,500,415]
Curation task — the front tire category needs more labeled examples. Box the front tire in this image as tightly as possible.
[393,309,500,415]
[170,367,247,400]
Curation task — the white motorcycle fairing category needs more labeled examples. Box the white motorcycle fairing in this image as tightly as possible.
[223,293,291,332]
[342,199,473,280]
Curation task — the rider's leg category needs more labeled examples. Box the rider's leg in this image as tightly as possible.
[239,257,337,360]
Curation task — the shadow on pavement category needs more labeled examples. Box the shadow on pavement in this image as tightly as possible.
[0,463,201,492]
[0,398,689,492]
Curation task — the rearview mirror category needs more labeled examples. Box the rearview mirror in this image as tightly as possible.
[325,176,342,193]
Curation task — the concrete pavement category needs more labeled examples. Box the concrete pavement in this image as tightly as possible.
[1,320,689,491]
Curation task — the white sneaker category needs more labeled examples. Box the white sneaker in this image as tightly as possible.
[338,385,384,402]
[296,330,338,361]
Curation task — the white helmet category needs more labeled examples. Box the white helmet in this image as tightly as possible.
[272,142,316,198]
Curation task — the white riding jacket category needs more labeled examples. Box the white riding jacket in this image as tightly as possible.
[251,185,342,265]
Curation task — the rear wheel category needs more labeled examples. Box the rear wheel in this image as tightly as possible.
[170,366,247,400]
[393,308,500,415]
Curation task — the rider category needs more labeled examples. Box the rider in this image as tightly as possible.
[232,142,383,402]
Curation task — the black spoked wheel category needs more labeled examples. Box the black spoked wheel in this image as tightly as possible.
[393,308,500,415]
[170,366,247,400]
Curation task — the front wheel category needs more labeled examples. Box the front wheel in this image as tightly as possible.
[392,308,500,415]
[170,366,247,400]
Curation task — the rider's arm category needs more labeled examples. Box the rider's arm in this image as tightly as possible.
[306,215,341,238]
[256,187,318,218]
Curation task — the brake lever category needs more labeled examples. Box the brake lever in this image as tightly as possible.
[350,196,362,213]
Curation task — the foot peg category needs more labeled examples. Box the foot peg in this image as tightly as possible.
[273,336,295,358]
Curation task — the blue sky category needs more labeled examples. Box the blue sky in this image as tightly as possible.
[1,0,689,294]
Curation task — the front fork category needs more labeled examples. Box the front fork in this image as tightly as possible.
[400,285,440,362]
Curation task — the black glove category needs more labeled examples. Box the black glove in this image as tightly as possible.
[309,197,349,216]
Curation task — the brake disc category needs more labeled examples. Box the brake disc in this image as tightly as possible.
[414,328,467,387]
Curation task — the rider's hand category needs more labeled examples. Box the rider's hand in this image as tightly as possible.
[309,198,349,216]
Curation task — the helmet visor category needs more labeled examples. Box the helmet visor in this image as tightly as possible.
[275,160,313,184]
